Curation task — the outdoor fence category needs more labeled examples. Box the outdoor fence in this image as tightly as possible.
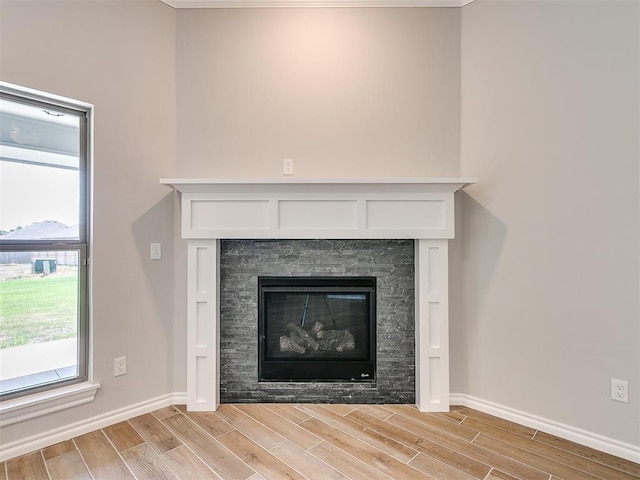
[0,251,79,266]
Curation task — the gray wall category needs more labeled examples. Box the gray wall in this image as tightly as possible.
[456,0,639,445]
[176,7,461,178]
[0,0,178,444]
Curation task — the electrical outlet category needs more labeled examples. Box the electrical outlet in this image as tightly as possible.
[150,243,162,260]
[611,379,628,403]
[283,158,294,176]
[114,356,127,377]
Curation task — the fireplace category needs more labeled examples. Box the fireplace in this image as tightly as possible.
[259,276,376,382]
[161,177,475,412]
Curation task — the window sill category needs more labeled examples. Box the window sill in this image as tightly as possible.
[0,381,100,428]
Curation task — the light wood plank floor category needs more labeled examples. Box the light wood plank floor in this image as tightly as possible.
[2,404,639,479]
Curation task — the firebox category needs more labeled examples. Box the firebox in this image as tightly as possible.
[258,276,376,382]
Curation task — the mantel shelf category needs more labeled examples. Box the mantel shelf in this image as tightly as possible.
[161,177,476,240]
[161,177,476,193]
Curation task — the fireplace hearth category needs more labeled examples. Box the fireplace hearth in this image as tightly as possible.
[258,276,376,382]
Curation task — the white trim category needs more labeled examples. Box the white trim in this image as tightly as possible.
[0,382,100,428]
[187,240,220,411]
[160,0,475,8]
[450,393,640,464]
[161,177,476,187]
[0,392,187,462]
[161,178,475,240]
[415,239,449,412]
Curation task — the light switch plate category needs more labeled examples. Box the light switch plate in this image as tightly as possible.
[150,243,162,260]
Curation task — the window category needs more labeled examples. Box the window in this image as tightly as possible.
[0,83,91,400]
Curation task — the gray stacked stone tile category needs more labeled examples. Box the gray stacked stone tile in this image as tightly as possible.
[219,239,415,404]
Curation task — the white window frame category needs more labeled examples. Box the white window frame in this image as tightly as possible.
[0,82,99,426]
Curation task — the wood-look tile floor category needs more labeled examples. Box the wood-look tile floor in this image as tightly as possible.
[2,404,639,480]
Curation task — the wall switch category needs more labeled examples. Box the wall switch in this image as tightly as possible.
[611,379,629,403]
[283,158,294,176]
[114,357,127,376]
[150,243,162,260]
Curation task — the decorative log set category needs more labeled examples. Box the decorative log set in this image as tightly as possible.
[280,321,355,354]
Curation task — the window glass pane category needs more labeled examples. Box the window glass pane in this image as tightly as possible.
[0,85,88,401]
[0,251,79,396]
[0,98,81,241]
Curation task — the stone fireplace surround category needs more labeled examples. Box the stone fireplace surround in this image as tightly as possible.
[220,238,415,404]
[162,177,475,412]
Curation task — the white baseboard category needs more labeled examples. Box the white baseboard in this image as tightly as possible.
[450,393,640,464]
[0,392,187,462]
[3,393,638,465]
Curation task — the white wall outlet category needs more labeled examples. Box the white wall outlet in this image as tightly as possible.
[283,158,294,176]
[114,356,127,377]
[611,379,628,403]
[150,243,162,260]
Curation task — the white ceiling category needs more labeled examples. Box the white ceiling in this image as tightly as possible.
[160,0,475,7]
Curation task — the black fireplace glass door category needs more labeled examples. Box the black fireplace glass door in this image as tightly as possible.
[259,277,376,382]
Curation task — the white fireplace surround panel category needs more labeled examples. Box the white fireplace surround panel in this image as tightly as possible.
[162,178,475,413]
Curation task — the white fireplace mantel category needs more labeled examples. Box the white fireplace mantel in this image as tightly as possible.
[162,177,476,412]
